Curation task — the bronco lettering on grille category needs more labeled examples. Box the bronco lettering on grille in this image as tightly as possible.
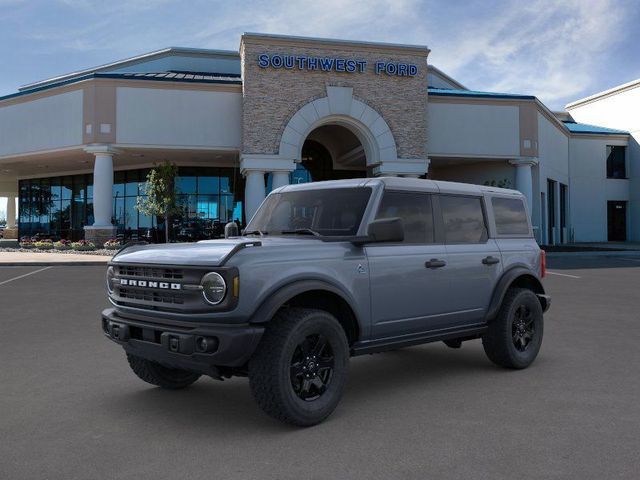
[119,278,181,290]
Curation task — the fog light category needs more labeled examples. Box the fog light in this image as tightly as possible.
[195,336,219,353]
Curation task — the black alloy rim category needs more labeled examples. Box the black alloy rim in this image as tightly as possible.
[512,304,535,352]
[290,334,335,401]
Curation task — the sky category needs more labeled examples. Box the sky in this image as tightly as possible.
[1,0,639,217]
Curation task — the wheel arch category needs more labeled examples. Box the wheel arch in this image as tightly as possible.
[485,267,546,322]
[249,280,361,345]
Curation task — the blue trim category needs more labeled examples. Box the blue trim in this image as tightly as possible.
[428,87,535,100]
[562,121,628,135]
[0,72,242,102]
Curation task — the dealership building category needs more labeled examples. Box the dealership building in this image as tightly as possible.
[0,33,636,244]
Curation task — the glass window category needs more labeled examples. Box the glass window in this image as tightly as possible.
[492,197,530,235]
[61,177,73,200]
[176,175,197,194]
[441,195,487,244]
[198,176,219,194]
[246,187,371,237]
[376,191,434,244]
[606,146,626,179]
[113,171,125,198]
[125,171,139,196]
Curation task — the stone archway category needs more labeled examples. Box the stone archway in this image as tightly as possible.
[278,86,398,170]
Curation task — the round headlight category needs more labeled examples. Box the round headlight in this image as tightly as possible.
[106,266,115,294]
[201,272,226,305]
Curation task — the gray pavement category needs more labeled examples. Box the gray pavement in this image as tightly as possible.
[0,259,639,479]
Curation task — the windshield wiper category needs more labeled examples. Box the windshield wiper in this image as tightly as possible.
[243,229,267,237]
[280,228,322,237]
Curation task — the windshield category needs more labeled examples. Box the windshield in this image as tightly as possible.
[245,187,372,237]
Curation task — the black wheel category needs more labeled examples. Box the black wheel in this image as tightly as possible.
[482,288,544,369]
[126,353,201,389]
[248,308,349,426]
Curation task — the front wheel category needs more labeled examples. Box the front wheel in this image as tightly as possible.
[482,288,544,369]
[249,308,350,426]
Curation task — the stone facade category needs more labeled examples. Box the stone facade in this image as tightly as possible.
[240,34,429,161]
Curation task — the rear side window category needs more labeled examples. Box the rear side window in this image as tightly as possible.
[440,195,487,244]
[492,197,530,235]
[376,191,434,243]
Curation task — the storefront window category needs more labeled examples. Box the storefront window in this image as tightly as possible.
[18,167,244,242]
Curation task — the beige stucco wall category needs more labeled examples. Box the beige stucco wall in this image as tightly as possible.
[240,36,428,159]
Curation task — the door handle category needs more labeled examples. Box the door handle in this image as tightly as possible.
[482,256,500,265]
[425,259,447,268]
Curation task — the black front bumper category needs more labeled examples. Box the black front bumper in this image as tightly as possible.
[102,308,264,374]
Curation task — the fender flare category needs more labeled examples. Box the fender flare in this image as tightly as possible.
[248,279,362,327]
[485,266,546,322]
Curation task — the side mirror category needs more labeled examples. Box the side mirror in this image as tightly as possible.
[365,217,404,243]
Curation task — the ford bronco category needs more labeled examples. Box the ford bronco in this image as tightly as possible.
[102,177,550,426]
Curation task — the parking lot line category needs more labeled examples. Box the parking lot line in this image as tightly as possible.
[546,271,581,279]
[0,266,52,287]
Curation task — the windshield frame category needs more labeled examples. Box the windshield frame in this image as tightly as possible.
[244,185,376,238]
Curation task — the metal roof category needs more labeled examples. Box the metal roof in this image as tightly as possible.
[562,121,629,135]
[428,87,535,100]
[0,71,242,103]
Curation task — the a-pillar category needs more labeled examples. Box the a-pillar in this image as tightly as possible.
[509,158,538,215]
[84,145,119,246]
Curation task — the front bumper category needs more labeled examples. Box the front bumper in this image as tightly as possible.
[101,308,264,374]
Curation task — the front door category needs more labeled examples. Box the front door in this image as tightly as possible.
[366,191,451,338]
[608,201,627,241]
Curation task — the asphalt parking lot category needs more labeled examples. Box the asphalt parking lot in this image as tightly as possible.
[1,257,639,479]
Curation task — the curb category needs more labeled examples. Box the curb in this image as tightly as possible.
[546,250,640,258]
[0,261,109,266]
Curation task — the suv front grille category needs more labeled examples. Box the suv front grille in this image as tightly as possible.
[111,265,205,313]
[116,266,184,280]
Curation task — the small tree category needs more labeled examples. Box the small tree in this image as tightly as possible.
[136,161,181,243]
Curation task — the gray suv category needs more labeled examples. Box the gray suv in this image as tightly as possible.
[102,178,550,426]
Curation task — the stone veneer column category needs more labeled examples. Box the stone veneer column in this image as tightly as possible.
[84,145,118,246]
[509,158,538,215]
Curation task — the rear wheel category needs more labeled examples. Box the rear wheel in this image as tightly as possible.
[249,308,349,426]
[126,354,201,389]
[482,288,544,369]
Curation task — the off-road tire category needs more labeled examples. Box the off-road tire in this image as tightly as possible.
[248,308,350,427]
[482,288,544,369]
[126,353,201,389]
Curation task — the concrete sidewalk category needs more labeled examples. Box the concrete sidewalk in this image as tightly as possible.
[0,251,111,266]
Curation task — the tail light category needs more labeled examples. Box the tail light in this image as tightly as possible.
[540,250,546,278]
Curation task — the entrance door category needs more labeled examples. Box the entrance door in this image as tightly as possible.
[607,201,627,241]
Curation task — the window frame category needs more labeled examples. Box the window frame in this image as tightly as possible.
[437,193,490,245]
[606,145,627,180]
[489,195,533,238]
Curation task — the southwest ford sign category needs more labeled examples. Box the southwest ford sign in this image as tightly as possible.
[258,53,418,77]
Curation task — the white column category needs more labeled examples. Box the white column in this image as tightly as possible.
[510,158,538,215]
[6,195,16,228]
[89,150,115,227]
[271,171,290,190]
[244,170,266,222]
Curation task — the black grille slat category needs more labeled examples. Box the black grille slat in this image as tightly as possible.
[118,288,185,305]
[117,266,184,280]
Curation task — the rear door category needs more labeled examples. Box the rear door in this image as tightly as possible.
[438,194,502,325]
[366,190,452,338]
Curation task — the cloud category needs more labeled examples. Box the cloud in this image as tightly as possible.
[1,0,637,109]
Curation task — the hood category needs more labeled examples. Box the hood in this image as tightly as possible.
[111,238,262,267]
[110,236,325,266]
